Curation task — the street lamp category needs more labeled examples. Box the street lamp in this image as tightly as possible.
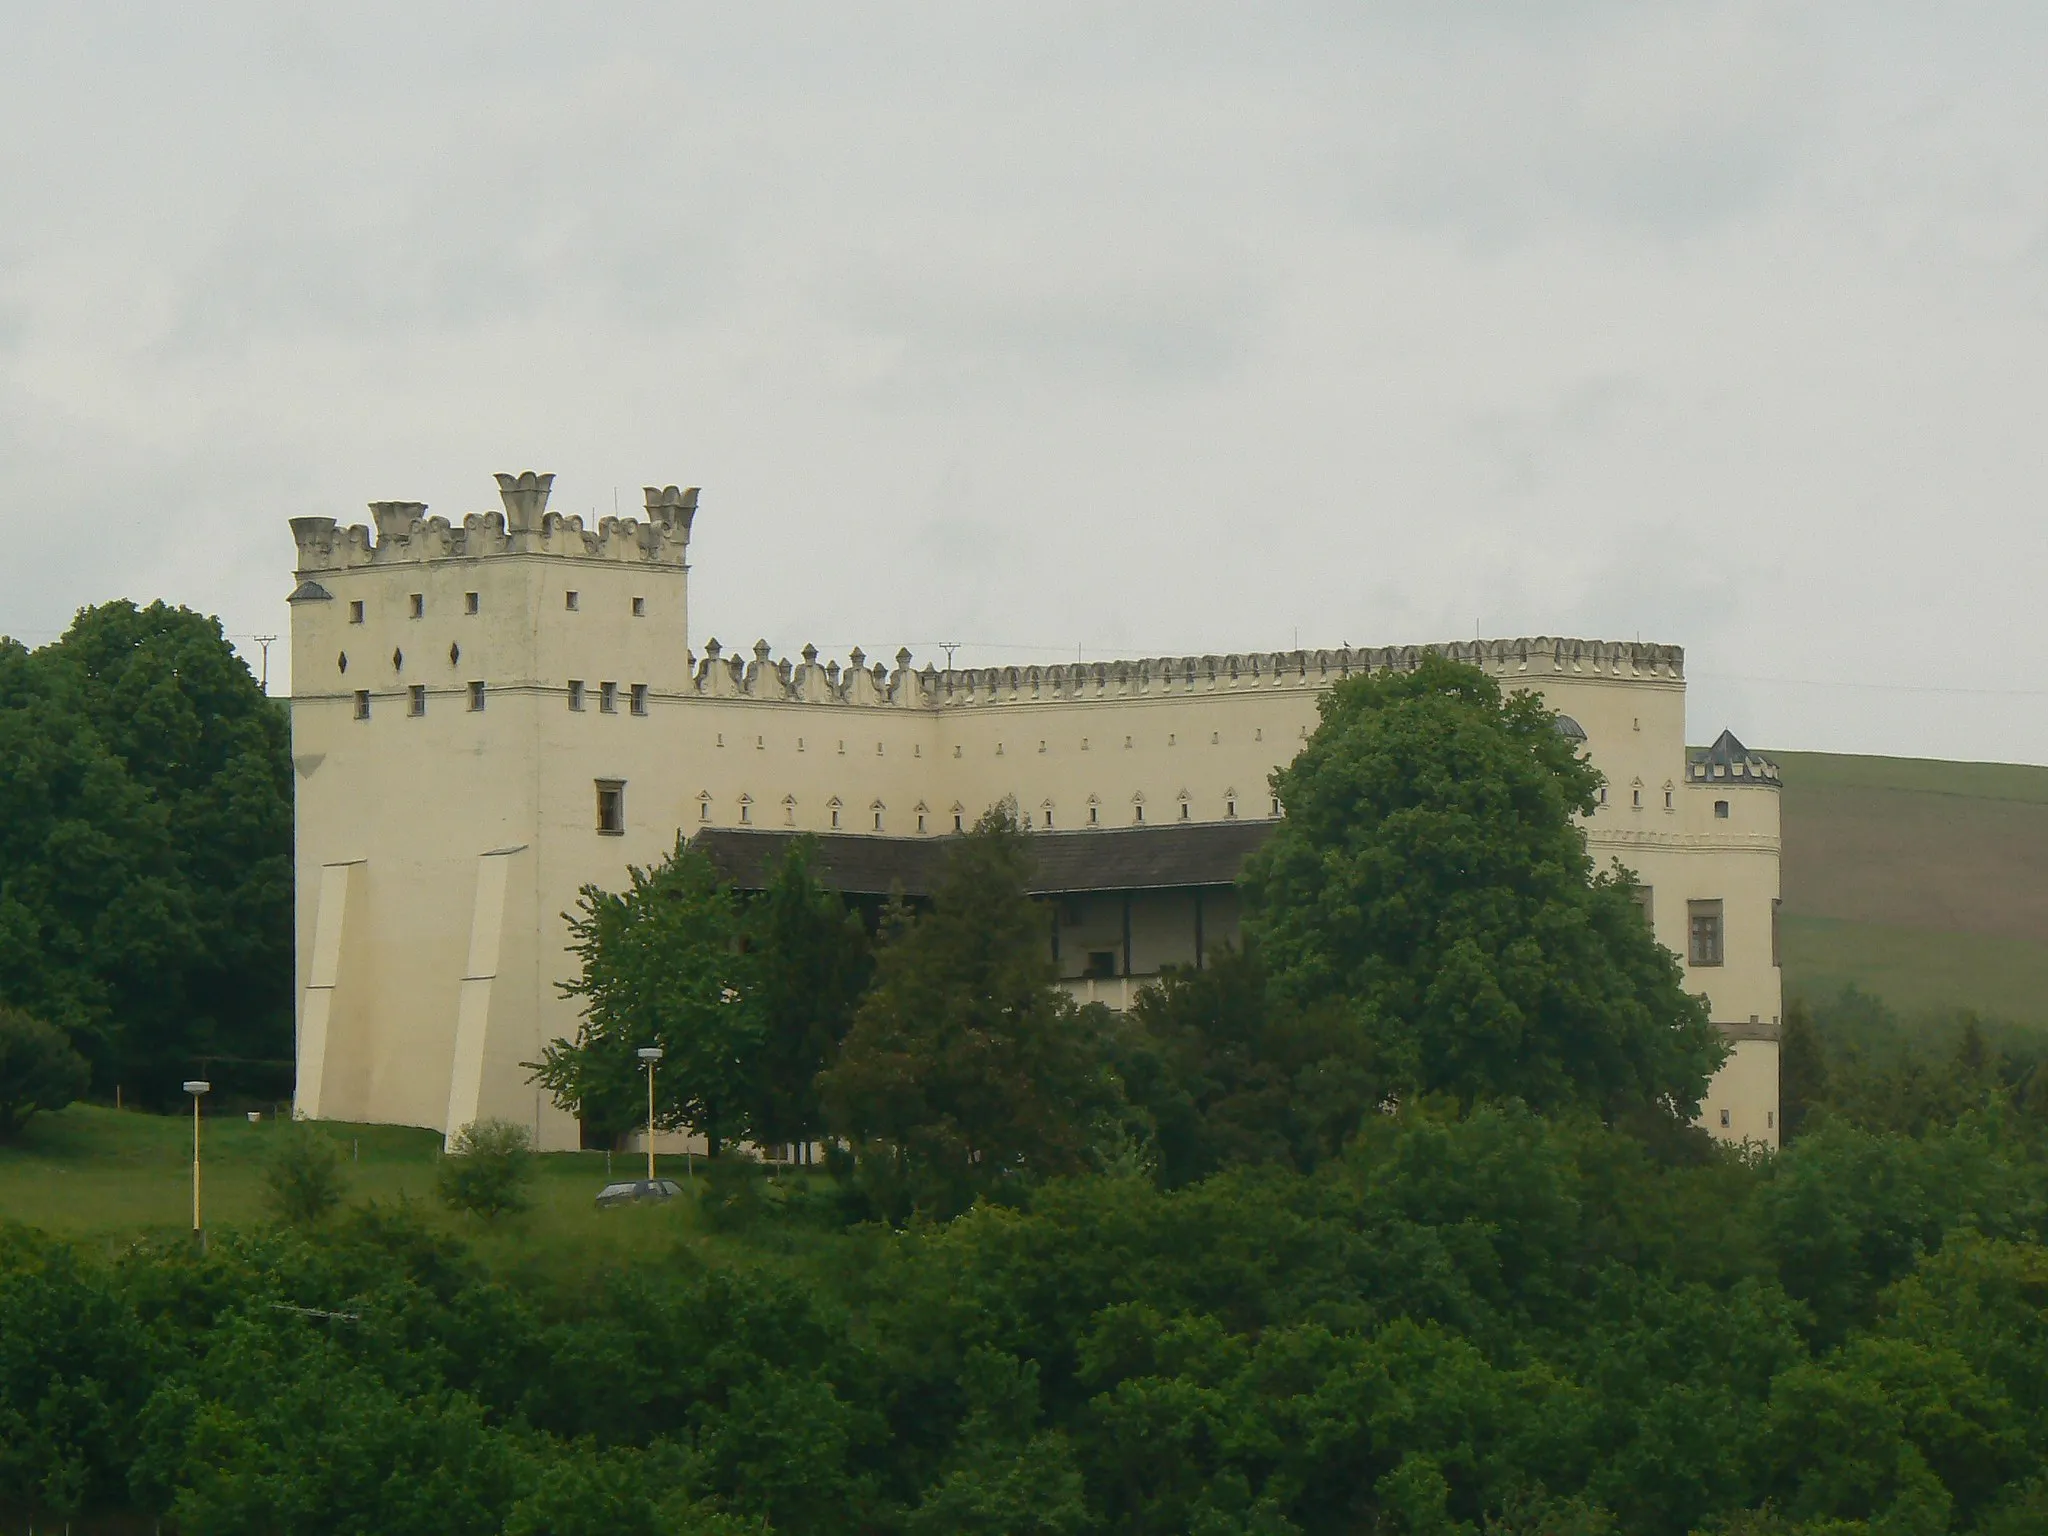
[636,1047,664,1182]
[183,1080,211,1245]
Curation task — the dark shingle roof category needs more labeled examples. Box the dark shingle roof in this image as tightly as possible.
[691,820,1277,897]
[1686,728,1780,787]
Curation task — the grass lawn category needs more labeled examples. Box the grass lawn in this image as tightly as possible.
[0,1104,756,1275]
[1782,913,2048,1027]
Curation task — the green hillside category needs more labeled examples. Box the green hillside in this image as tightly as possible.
[1772,749,2048,1025]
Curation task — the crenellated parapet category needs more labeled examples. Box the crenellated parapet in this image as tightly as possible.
[289,472,698,573]
[675,634,1685,709]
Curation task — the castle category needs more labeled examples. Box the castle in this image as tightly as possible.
[287,472,1783,1153]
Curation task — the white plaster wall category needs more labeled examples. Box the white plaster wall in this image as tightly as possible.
[292,503,1778,1152]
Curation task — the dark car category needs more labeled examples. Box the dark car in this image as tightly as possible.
[594,1178,686,1208]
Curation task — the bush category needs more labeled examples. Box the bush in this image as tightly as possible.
[437,1119,536,1219]
[262,1122,349,1225]
[0,1005,91,1140]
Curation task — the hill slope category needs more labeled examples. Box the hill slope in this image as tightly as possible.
[1772,750,2048,1024]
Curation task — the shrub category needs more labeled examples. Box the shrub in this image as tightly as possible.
[438,1118,536,1219]
[262,1122,349,1225]
[0,1005,91,1140]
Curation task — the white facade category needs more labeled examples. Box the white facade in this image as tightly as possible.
[288,472,1782,1153]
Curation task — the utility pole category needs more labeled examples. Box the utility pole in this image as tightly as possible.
[254,635,278,693]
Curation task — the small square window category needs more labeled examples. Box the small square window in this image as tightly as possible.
[565,591,579,611]
[1084,951,1117,980]
[1714,800,1730,819]
[465,591,479,614]
[599,681,618,713]
[349,600,365,624]
[353,689,370,720]
[468,681,485,711]
[595,781,625,835]
[631,596,646,617]
[1688,899,1725,967]
[630,684,647,716]
[567,680,585,711]
[408,685,426,716]
[409,593,424,618]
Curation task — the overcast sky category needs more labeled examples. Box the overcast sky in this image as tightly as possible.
[4,4,2045,761]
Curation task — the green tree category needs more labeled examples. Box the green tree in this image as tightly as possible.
[262,1122,349,1225]
[820,803,1126,1217]
[1778,1001,1829,1141]
[438,1119,537,1219]
[42,601,293,1101]
[0,1005,91,1140]
[0,637,193,1087]
[738,838,874,1154]
[1243,653,1723,1125]
[535,837,756,1153]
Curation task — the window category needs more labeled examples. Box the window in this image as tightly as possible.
[465,591,479,614]
[953,811,964,832]
[1598,785,1608,807]
[1633,886,1654,927]
[873,805,884,831]
[595,781,625,835]
[1088,804,1099,826]
[1714,800,1730,819]
[1632,788,1643,809]
[1719,1108,1731,1128]
[1180,801,1191,821]
[830,805,842,829]
[353,689,370,720]
[1225,797,1237,819]
[567,680,585,710]
[1773,898,1782,968]
[408,685,426,716]
[409,593,424,618]
[630,684,648,716]
[564,591,579,611]
[349,600,365,624]
[631,596,645,617]
[1043,808,1054,829]
[468,681,485,711]
[1270,796,1282,817]
[599,681,618,713]
[1084,951,1117,980]
[917,810,927,833]
[1134,803,1145,824]
[1767,1110,1776,1129]
[1664,789,1674,811]
[1688,900,1725,967]
[740,799,752,825]
[699,798,711,822]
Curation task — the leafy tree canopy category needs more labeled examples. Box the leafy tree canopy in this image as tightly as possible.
[0,604,289,1103]
[820,803,1126,1217]
[1242,653,1724,1125]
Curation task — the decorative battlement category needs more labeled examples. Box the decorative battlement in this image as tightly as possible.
[683,634,1685,711]
[289,472,698,573]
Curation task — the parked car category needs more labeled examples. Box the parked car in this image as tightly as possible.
[595,1178,685,1208]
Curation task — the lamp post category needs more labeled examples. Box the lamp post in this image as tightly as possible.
[183,1080,211,1246]
[636,1047,663,1182]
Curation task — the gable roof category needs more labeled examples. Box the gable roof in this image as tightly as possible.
[691,819,1277,898]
